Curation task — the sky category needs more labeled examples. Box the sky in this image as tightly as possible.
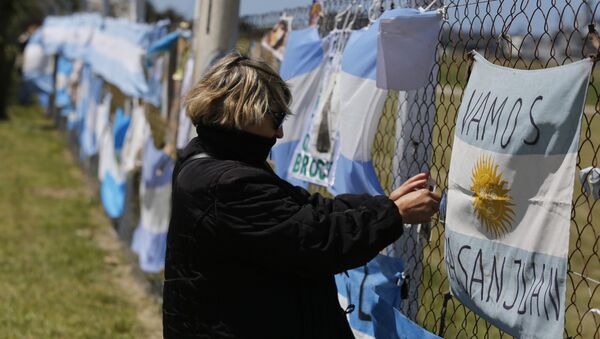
[147,0,598,36]
[148,0,311,19]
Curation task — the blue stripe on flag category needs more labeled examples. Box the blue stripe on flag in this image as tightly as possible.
[330,153,384,195]
[445,228,567,337]
[280,27,324,80]
[131,224,167,273]
[101,172,126,219]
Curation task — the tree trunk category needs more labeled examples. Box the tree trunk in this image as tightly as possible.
[0,1,16,121]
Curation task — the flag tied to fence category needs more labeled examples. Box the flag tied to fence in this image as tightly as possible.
[445,52,592,338]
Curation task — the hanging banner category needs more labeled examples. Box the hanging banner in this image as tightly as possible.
[98,106,128,220]
[272,27,325,188]
[287,30,348,187]
[85,17,167,98]
[336,255,441,339]
[445,52,592,338]
[331,8,440,338]
[41,13,102,59]
[22,30,53,95]
[80,89,108,160]
[131,138,174,273]
[329,22,388,195]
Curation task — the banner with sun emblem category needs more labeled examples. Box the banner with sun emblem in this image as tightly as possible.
[445,52,592,338]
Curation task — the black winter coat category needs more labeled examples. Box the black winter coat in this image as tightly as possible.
[163,126,404,339]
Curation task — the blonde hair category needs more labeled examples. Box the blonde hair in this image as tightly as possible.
[184,52,292,129]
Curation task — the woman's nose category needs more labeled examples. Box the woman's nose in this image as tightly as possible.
[275,126,284,139]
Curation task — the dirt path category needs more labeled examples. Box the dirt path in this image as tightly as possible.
[91,215,163,339]
[72,149,163,339]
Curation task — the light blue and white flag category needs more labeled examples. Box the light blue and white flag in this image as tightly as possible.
[22,30,53,95]
[85,17,167,98]
[329,11,395,195]
[78,69,104,158]
[131,139,173,273]
[41,13,101,59]
[98,107,128,220]
[336,255,441,339]
[144,55,165,108]
[113,106,131,155]
[273,27,325,187]
[55,56,75,117]
[445,52,592,338]
[329,8,441,338]
[80,89,109,160]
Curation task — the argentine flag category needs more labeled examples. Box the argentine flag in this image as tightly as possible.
[85,17,167,98]
[329,16,389,196]
[131,139,174,273]
[272,27,326,188]
[41,13,101,60]
[332,9,441,339]
[22,30,53,96]
[445,52,592,338]
[81,89,109,160]
[98,106,130,219]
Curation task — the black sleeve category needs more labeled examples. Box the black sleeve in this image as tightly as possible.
[289,183,385,213]
[212,167,403,278]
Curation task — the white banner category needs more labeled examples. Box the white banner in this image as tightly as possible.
[446,52,592,338]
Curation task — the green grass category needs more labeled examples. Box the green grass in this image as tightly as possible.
[0,104,146,338]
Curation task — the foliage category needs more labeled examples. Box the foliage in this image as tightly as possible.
[0,0,82,120]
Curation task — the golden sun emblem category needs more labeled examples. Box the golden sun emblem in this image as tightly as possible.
[470,155,515,237]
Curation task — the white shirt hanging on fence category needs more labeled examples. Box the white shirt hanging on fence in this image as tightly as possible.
[579,167,600,200]
[79,89,112,159]
[445,52,592,338]
[121,102,150,173]
[22,30,53,94]
[376,8,442,91]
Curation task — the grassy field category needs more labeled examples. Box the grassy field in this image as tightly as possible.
[0,104,159,338]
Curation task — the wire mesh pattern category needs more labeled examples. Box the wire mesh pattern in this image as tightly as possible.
[242,0,600,338]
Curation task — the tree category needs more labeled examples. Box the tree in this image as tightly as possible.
[0,0,80,120]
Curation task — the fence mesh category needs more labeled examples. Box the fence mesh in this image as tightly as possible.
[241,1,600,338]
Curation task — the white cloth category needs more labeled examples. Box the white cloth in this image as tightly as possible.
[376,8,442,91]
[121,102,150,173]
[445,52,592,338]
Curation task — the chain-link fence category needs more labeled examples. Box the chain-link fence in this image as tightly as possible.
[240,1,600,338]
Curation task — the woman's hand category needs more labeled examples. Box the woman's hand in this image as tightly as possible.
[389,173,430,200]
[389,173,440,224]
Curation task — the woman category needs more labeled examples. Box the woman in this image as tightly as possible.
[163,53,440,338]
